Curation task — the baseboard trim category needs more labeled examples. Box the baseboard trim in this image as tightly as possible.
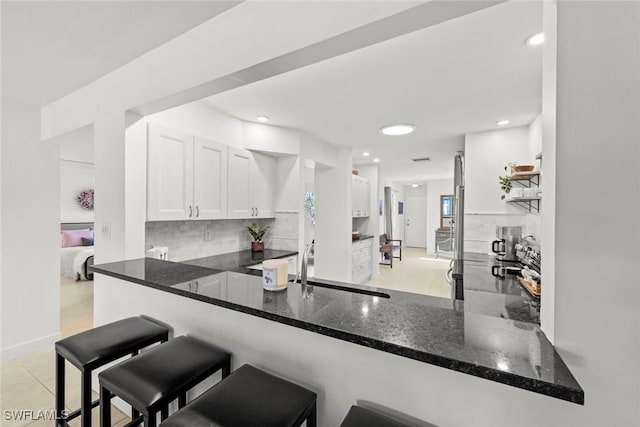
[1,332,61,362]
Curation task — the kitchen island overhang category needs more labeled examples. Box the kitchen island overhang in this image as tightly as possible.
[90,256,583,407]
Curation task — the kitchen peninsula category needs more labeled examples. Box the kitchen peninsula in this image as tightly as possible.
[91,251,583,426]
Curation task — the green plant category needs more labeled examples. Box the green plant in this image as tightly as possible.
[247,223,269,242]
[498,162,516,200]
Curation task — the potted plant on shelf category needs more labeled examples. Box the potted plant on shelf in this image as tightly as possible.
[498,162,516,200]
[247,223,269,252]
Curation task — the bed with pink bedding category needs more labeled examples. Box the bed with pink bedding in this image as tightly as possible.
[60,223,94,281]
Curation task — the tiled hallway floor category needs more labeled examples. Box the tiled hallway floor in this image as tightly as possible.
[366,247,452,298]
[0,277,129,427]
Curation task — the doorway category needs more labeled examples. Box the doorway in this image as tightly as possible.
[404,195,427,248]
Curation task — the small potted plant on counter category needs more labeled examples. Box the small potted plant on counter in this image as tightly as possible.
[247,223,269,252]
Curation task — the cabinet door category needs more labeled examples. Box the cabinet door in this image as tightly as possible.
[250,151,276,218]
[351,175,360,217]
[194,137,228,219]
[227,147,252,218]
[147,124,194,220]
[361,177,370,217]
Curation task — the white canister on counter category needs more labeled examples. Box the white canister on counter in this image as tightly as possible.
[262,259,288,291]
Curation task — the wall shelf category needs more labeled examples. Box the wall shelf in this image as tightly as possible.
[505,196,541,213]
[508,171,540,187]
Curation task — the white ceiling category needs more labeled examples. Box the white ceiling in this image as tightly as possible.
[2,0,541,184]
[1,0,239,107]
[202,1,543,183]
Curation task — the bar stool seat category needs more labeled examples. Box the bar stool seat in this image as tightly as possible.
[341,406,412,427]
[99,335,231,427]
[159,364,317,427]
[55,316,169,427]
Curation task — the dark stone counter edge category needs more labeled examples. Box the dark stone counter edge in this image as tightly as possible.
[92,267,584,405]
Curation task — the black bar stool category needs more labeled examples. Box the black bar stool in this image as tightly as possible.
[159,364,317,427]
[341,406,413,427]
[55,316,170,427]
[99,335,231,427]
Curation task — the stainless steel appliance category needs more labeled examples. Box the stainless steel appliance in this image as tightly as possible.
[450,152,465,300]
[491,226,522,262]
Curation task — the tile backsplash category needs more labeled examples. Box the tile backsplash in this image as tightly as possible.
[270,212,299,251]
[146,212,300,262]
[464,213,541,254]
[146,218,275,262]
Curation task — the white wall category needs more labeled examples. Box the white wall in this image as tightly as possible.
[540,0,558,343]
[314,148,352,282]
[465,126,532,213]
[464,126,541,253]
[60,161,94,223]
[551,2,640,426]
[145,102,244,149]
[59,125,95,223]
[426,179,454,254]
[1,101,61,360]
[244,122,300,155]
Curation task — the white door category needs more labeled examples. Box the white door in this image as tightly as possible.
[147,124,194,220]
[227,147,252,218]
[194,137,228,219]
[405,195,427,248]
[250,151,276,218]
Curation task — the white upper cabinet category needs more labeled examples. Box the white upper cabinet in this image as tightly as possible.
[227,147,252,218]
[250,151,276,218]
[147,124,228,221]
[351,175,370,217]
[147,124,194,220]
[228,147,276,219]
[193,137,228,219]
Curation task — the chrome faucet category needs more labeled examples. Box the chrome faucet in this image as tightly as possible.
[294,242,314,298]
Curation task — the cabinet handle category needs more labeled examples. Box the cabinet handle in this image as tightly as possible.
[189,205,193,218]
[196,206,200,218]
[251,207,255,216]
[256,207,259,217]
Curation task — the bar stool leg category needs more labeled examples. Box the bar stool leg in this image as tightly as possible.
[178,394,187,409]
[222,358,231,379]
[99,386,111,427]
[55,353,65,426]
[306,402,317,427]
[144,412,157,427]
[81,369,92,427]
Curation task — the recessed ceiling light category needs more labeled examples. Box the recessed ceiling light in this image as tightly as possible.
[256,115,269,122]
[496,119,510,126]
[362,152,370,157]
[380,124,415,136]
[373,158,380,163]
[411,183,419,188]
[526,32,544,46]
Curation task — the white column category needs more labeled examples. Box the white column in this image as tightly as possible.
[93,110,127,263]
[314,148,352,282]
[1,101,61,360]
[539,0,558,343]
[554,1,639,425]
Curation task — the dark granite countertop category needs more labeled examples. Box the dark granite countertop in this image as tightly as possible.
[461,254,540,324]
[356,234,375,240]
[182,249,298,272]
[91,250,583,405]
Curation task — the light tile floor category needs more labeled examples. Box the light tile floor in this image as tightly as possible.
[366,247,452,298]
[0,277,130,427]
